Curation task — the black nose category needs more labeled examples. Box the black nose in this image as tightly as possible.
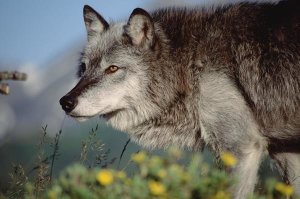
[59,95,78,113]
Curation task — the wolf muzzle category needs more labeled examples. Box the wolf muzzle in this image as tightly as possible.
[59,78,98,113]
[59,95,78,113]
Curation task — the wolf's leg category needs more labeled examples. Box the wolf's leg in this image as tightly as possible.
[271,152,300,196]
[231,142,264,199]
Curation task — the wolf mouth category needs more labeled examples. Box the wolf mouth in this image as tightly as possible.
[67,109,122,121]
[101,109,122,120]
[68,114,94,121]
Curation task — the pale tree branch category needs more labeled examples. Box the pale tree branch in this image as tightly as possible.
[0,71,27,95]
[0,83,9,95]
[0,71,27,81]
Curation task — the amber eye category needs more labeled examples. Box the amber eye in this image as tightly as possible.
[77,62,87,77]
[105,65,119,74]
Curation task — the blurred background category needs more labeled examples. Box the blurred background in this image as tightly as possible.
[0,0,279,191]
[0,0,204,191]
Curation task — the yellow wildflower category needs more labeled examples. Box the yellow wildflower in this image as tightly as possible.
[47,186,61,199]
[275,182,294,197]
[149,156,162,167]
[212,191,231,199]
[116,171,127,180]
[96,169,114,186]
[169,147,182,159]
[157,169,167,179]
[182,173,191,182]
[148,180,166,196]
[170,164,183,175]
[131,151,146,164]
[221,152,237,167]
[48,191,57,199]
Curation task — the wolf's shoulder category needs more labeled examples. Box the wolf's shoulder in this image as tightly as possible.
[149,0,299,23]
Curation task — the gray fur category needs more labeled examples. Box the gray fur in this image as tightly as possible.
[60,1,300,198]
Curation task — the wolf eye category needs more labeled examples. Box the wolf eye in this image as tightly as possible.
[80,63,87,73]
[105,65,119,74]
[78,62,87,77]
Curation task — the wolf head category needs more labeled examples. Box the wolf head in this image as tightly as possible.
[60,6,177,131]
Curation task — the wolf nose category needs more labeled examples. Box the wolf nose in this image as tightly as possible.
[59,95,78,113]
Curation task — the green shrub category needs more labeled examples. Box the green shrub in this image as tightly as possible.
[1,125,297,199]
[20,148,297,199]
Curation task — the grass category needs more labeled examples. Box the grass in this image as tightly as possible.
[0,125,298,199]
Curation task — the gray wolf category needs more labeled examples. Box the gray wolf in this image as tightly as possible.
[60,1,300,198]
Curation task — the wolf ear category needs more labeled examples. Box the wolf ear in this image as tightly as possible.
[83,5,109,40]
[126,8,155,48]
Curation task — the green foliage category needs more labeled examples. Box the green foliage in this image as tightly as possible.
[1,126,298,199]
[6,164,28,199]
[80,124,115,168]
[22,150,300,199]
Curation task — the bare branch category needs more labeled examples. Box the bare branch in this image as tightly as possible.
[0,71,27,81]
[0,83,10,95]
[0,71,27,95]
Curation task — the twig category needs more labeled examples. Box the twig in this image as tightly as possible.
[0,71,27,81]
[118,138,131,169]
[0,83,9,95]
[0,71,27,95]
[49,130,62,182]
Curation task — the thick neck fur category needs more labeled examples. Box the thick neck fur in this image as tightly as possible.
[123,6,251,150]
[122,8,218,150]
[121,5,241,150]
[114,1,300,149]
[126,17,205,150]
[130,61,203,150]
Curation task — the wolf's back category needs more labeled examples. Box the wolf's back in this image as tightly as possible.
[229,0,300,137]
[150,0,300,138]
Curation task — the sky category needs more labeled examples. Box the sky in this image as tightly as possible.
[0,0,204,68]
[0,0,200,139]
[0,0,209,68]
[0,0,155,67]
[0,0,279,68]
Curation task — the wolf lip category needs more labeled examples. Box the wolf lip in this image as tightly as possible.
[69,114,88,117]
[68,114,93,119]
[101,109,121,120]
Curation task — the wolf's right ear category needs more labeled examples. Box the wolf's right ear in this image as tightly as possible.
[125,8,155,48]
[83,5,109,40]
